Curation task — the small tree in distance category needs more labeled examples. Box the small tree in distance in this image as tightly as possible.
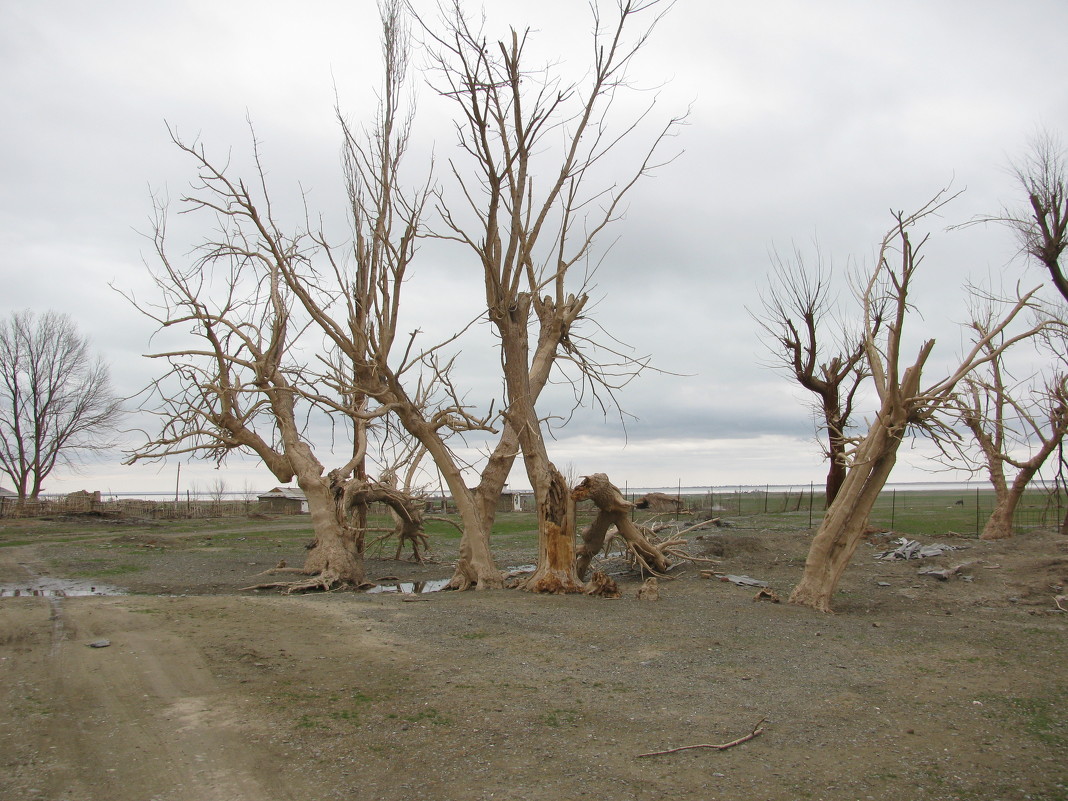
[789,191,1047,612]
[0,310,123,500]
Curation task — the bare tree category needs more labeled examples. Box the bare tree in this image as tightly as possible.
[753,248,878,506]
[789,192,1047,612]
[207,477,228,505]
[951,313,1068,540]
[1007,132,1068,304]
[418,0,682,592]
[967,132,1068,305]
[0,310,122,500]
[126,4,432,590]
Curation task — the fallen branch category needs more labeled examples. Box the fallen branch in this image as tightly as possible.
[636,717,767,758]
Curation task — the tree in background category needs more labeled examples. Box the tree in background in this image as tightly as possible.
[951,312,1068,540]
[753,247,880,507]
[789,192,1047,612]
[0,309,122,500]
[999,132,1068,304]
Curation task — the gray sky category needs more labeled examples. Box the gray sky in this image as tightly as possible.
[3,0,1066,495]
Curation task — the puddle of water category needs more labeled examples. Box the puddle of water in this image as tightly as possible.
[0,579,126,598]
[366,578,452,595]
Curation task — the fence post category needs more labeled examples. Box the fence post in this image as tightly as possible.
[808,481,814,529]
[890,489,896,531]
[976,486,980,536]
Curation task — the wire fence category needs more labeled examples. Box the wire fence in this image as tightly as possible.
[619,485,1067,537]
[0,493,261,520]
[4,484,1066,537]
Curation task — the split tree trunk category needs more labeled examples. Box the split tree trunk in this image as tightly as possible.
[573,473,672,579]
[520,463,583,593]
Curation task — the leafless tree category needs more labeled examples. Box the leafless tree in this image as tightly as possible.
[417,0,683,592]
[207,477,228,505]
[0,310,122,500]
[126,3,431,590]
[965,132,1068,305]
[789,191,1047,612]
[950,310,1068,540]
[753,247,878,506]
[129,0,679,593]
[1008,132,1068,304]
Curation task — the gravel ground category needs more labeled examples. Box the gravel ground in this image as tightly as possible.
[1,515,1066,801]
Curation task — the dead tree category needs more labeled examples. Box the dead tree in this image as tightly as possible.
[573,473,673,579]
[125,4,435,590]
[952,314,1068,540]
[1007,132,1068,304]
[420,0,683,593]
[0,310,122,500]
[753,248,879,506]
[788,191,1047,612]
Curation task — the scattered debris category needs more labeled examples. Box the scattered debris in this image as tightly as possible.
[637,717,767,758]
[752,588,780,603]
[1055,595,1067,613]
[585,571,622,599]
[637,577,660,601]
[87,640,111,648]
[875,537,968,561]
[703,573,769,588]
[918,562,976,581]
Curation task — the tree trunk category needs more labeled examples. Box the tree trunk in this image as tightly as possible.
[521,463,583,593]
[980,499,1016,541]
[789,420,901,612]
[444,502,499,589]
[299,477,364,585]
[390,403,503,590]
[980,472,1034,540]
[825,450,846,509]
[573,473,673,579]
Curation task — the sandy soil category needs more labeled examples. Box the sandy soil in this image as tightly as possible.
[1,515,1066,801]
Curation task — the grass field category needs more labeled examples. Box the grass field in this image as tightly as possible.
[1,487,1064,553]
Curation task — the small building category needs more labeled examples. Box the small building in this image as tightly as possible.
[257,487,308,514]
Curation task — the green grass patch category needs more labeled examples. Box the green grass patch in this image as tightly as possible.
[541,708,580,728]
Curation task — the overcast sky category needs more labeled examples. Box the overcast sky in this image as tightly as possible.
[3,0,1066,496]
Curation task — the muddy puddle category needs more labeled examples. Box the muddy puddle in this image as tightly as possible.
[0,578,127,597]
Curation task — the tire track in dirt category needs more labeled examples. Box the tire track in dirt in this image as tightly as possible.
[35,597,304,801]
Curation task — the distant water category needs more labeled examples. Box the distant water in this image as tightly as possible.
[89,479,1042,501]
[616,481,1014,496]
